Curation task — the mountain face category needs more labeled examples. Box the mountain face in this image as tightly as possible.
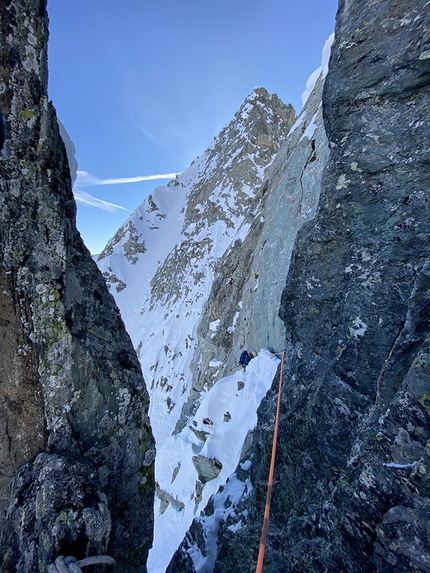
[99,0,430,571]
[0,2,154,572]
[97,88,296,571]
[97,88,296,451]
[210,1,430,573]
[183,36,333,431]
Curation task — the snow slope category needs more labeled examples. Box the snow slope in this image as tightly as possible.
[97,88,294,571]
[148,349,280,573]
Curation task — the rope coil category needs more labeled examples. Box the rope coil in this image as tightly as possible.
[48,555,116,573]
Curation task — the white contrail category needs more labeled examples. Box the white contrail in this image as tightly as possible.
[73,189,131,213]
[76,170,180,187]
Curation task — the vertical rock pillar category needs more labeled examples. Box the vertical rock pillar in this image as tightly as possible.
[0,1,155,571]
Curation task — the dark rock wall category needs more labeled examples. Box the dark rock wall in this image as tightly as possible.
[283,0,430,406]
[0,1,154,571]
[214,1,430,572]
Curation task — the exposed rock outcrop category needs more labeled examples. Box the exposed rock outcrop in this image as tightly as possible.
[183,39,331,424]
[0,1,154,571]
[165,34,331,572]
[212,1,430,572]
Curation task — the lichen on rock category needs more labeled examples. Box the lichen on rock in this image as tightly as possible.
[0,1,155,571]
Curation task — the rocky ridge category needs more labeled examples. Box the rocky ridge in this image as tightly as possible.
[0,1,154,571]
[97,88,295,447]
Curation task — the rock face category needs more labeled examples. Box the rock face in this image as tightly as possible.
[212,1,430,572]
[184,38,332,422]
[0,1,154,571]
[165,35,332,573]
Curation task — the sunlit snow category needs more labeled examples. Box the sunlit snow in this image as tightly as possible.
[301,33,334,107]
[147,349,280,573]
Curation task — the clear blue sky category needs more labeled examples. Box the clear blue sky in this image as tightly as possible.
[47,0,338,254]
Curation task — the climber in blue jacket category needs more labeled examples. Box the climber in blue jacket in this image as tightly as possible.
[239,350,254,371]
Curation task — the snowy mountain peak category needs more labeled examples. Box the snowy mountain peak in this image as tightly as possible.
[98,90,295,310]
[210,86,295,160]
[97,90,296,572]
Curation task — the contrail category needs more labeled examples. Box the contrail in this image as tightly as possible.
[73,189,131,213]
[76,170,180,187]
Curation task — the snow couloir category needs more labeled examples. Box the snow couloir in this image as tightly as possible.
[148,349,280,573]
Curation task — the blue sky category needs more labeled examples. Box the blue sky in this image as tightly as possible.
[47,0,338,254]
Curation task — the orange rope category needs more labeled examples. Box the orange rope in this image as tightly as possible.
[255,351,285,573]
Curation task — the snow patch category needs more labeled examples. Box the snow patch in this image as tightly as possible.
[383,461,418,468]
[288,112,306,136]
[147,350,280,573]
[301,33,334,107]
[299,111,319,143]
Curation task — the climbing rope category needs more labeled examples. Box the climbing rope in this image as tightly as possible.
[48,555,116,573]
[255,350,285,573]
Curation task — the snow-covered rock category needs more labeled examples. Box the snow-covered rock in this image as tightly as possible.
[97,88,295,570]
[166,39,332,573]
[149,349,280,573]
[98,88,294,440]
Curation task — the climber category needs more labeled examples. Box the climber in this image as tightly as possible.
[239,350,254,371]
